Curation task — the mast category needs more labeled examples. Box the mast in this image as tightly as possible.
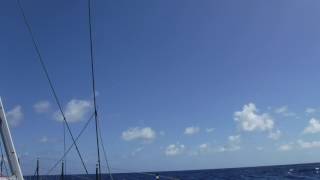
[0,98,24,180]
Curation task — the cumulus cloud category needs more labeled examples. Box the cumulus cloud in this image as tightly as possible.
[277,140,320,150]
[122,127,156,142]
[306,108,317,114]
[268,129,281,140]
[199,143,209,150]
[229,135,241,143]
[297,140,320,149]
[165,143,185,156]
[205,128,214,133]
[218,135,241,152]
[275,106,288,114]
[184,126,200,135]
[33,101,51,113]
[54,99,92,123]
[194,143,211,155]
[234,103,274,132]
[303,118,320,134]
[278,143,293,151]
[218,146,240,152]
[6,105,23,127]
[192,136,243,155]
[275,106,296,117]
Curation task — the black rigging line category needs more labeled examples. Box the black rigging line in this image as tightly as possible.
[98,120,114,180]
[63,121,66,174]
[16,0,88,174]
[0,140,9,176]
[46,113,94,175]
[87,0,113,178]
[87,0,106,179]
[33,167,37,176]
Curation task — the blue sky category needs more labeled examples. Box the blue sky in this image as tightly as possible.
[2,0,320,175]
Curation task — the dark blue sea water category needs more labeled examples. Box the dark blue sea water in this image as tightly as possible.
[24,163,320,180]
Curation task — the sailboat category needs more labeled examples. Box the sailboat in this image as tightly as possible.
[0,98,24,180]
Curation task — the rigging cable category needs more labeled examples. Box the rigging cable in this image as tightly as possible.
[63,121,66,174]
[98,120,114,180]
[46,113,94,175]
[0,139,9,176]
[87,0,113,179]
[16,0,88,174]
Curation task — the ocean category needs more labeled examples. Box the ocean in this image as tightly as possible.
[24,163,320,180]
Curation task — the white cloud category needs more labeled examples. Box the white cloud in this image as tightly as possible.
[306,108,316,114]
[268,129,281,140]
[184,126,200,135]
[199,143,209,150]
[278,144,293,151]
[278,140,320,150]
[218,145,240,152]
[234,103,274,132]
[303,118,320,134]
[122,127,156,141]
[197,143,211,154]
[54,99,92,123]
[218,135,241,152]
[6,105,23,127]
[165,143,185,156]
[33,101,51,113]
[228,135,241,143]
[205,128,214,133]
[256,147,264,151]
[275,106,295,117]
[275,106,288,114]
[297,140,320,149]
